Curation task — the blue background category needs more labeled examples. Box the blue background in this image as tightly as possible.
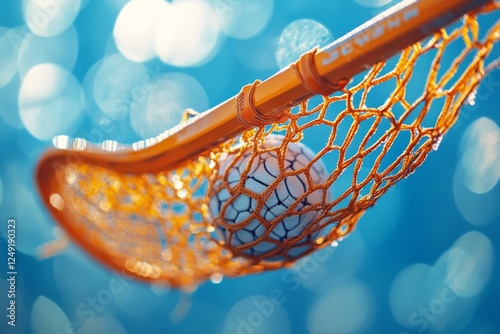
[1,1,499,333]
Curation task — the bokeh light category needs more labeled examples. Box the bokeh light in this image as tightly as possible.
[224,295,291,334]
[105,0,130,14]
[150,283,170,296]
[390,231,492,334]
[231,33,278,71]
[129,72,209,139]
[81,315,127,334]
[114,0,167,62]
[9,181,54,256]
[2,156,54,257]
[0,27,18,88]
[17,25,78,79]
[53,246,118,309]
[24,0,81,37]
[82,58,110,126]
[453,117,500,226]
[453,169,498,226]
[214,0,274,39]
[93,53,149,121]
[459,117,500,194]
[354,0,395,8]
[113,281,170,319]
[175,301,226,333]
[390,263,437,327]
[0,75,24,129]
[155,0,220,67]
[19,63,83,141]
[308,280,373,334]
[276,19,333,69]
[435,231,494,298]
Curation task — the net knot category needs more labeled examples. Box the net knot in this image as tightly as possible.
[236,80,288,128]
[292,48,350,96]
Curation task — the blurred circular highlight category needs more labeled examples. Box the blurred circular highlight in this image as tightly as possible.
[224,295,291,334]
[53,248,118,309]
[93,53,150,121]
[308,280,373,334]
[459,117,500,194]
[214,0,273,39]
[355,0,394,7]
[276,19,333,69]
[8,181,54,256]
[130,72,209,139]
[155,0,220,67]
[389,263,436,327]
[453,117,500,225]
[31,295,70,334]
[113,282,167,319]
[435,231,494,298]
[81,315,127,334]
[389,255,483,333]
[0,75,24,130]
[19,63,83,140]
[232,33,278,71]
[114,0,167,62]
[24,0,81,37]
[82,58,111,126]
[17,25,79,79]
[0,27,19,88]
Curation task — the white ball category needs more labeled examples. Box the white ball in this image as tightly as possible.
[209,135,330,260]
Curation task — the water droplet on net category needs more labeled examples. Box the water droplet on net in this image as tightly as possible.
[432,135,443,151]
[466,90,477,106]
[210,273,223,284]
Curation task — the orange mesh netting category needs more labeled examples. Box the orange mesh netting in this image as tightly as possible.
[39,7,499,289]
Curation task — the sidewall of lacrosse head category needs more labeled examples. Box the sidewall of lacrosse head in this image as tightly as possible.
[208,134,331,262]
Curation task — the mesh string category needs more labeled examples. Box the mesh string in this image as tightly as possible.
[46,9,499,289]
